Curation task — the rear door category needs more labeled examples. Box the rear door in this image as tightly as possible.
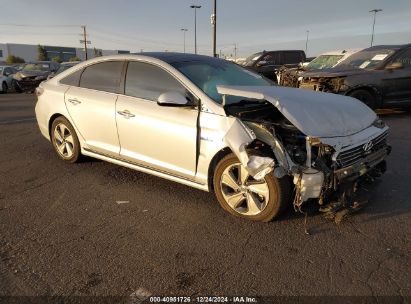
[115,61,198,179]
[282,51,305,68]
[64,61,124,156]
[381,48,411,103]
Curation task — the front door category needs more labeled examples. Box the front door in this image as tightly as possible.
[382,48,411,102]
[116,61,198,179]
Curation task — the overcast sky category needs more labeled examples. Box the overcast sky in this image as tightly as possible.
[0,0,410,57]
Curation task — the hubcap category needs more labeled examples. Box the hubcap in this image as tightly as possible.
[53,123,74,158]
[220,162,270,216]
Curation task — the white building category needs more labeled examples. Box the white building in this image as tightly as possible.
[0,43,130,63]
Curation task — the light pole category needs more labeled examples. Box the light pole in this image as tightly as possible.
[181,28,188,53]
[233,43,238,61]
[190,5,201,54]
[370,9,382,47]
[305,30,310,54]
[211,0,217,57]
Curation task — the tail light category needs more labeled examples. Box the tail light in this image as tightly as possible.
[35,87,44,97]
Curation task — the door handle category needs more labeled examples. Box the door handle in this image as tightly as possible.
[68,98,82,105]
[117,110,135,118]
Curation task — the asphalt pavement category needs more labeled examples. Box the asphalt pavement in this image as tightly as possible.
[0,93,410,301]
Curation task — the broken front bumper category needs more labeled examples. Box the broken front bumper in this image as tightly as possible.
[15,79,44,92]
[334,146,390,181]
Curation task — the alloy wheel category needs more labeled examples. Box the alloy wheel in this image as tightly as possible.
[220,162,270,216]
[53,123,75,158]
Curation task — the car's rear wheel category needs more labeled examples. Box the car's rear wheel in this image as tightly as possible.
[50,117,81,163]
[348,89,377,109]
[1,82,7,94]
[213,153,291,222]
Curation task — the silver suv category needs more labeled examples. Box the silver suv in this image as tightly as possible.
[35,53,390,222]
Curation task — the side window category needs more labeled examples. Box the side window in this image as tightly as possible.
[260,54,274,64]
[391,49,411,68]
[60,69,84,86]
[125,61,186,101]
[3,68,11,76]
[79,61,124,93]
[283,52,303,64]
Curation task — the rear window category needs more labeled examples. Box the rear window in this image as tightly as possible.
[79,61,124,93]
[60,69,83,86]
[283,52,303,64]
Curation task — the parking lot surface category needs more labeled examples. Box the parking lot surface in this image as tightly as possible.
[0,93,410,299]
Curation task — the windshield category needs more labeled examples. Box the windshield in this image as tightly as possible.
[306,55,344,69]
[172,59,273,104]
[243,52,263,66]
[22,63,50,72]
[337,49,395,69]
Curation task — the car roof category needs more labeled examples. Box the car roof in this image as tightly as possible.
[363,44,411,51]
[129,52,222,64]
[27,61,53,64]
[319,49,362,56]
[265,50,305,52]
[61,61,80,65]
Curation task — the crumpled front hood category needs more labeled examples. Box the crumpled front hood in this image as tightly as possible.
[217,85,377,138]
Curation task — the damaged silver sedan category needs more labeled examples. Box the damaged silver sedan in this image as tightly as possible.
[35,53,390,222]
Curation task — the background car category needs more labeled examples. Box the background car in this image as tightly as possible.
[47,61,80,80]
[299,44,411,109]
[13,61,59,93]
[242,50,306,82]
[278,49,362,87]
[0,66,17,93]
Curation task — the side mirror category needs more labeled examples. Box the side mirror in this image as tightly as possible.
[157,91,193,107]
[385,62,404,70]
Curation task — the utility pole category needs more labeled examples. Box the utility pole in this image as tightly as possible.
[81,25,88,60]
[370,9,382,47]
[233,43,237,62]
[181,28,188,53]
[211,0,217,57]
[305,30,310,54]
[190,5,201,54]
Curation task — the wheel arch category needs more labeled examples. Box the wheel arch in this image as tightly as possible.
[48,113,67,138]
[206,137,279,192]
[345,85,383,106]
[207,147,233,192]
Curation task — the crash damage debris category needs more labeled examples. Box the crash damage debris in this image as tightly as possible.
[224,119,275,180]
[217,85,390,230]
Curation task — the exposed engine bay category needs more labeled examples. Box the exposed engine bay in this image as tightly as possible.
[299,76,347,93]
[277,66,303,88]
[223,98,390,226]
